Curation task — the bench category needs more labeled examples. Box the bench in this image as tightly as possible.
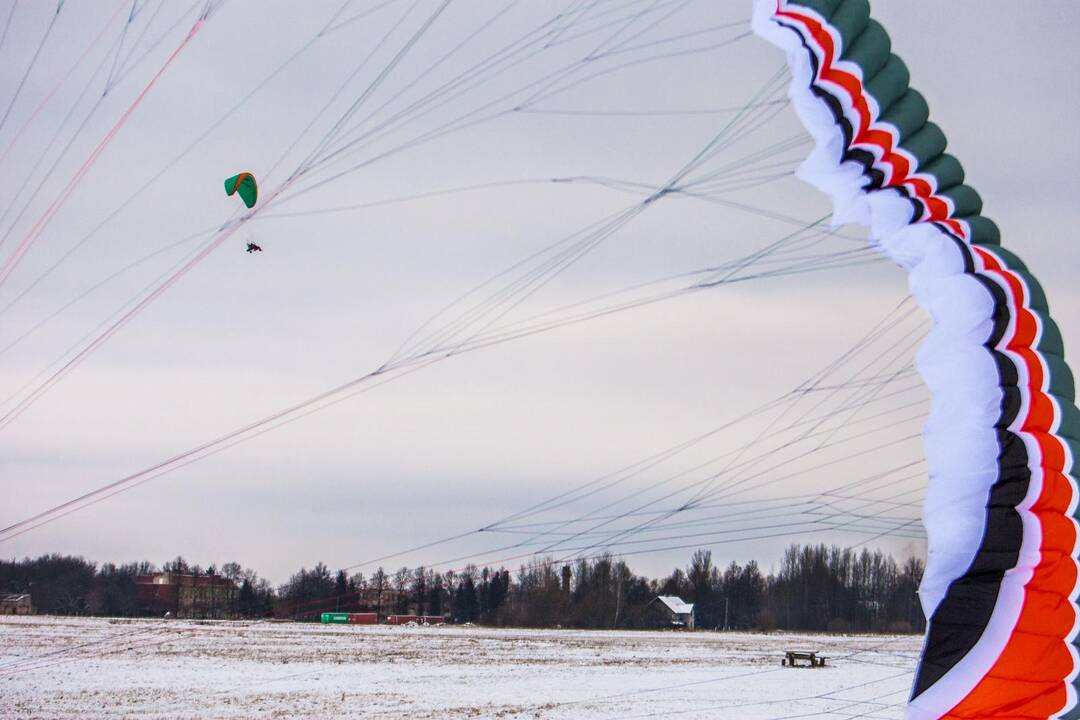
[782,650,827,668]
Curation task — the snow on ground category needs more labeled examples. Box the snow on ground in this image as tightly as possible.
[0,616,921,719]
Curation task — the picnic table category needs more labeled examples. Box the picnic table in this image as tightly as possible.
[782,650,827,668]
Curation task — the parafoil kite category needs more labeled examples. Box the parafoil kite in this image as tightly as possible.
[224,172,257,208]
[753,1,1080,717]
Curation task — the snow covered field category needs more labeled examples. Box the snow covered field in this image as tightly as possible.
[0,616,921,719]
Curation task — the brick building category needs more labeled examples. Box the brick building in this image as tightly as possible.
[136,573,237,619]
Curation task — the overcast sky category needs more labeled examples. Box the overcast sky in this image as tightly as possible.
[1,1,1078,584]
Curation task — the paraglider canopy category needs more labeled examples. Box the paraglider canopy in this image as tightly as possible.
[224,172,257,208]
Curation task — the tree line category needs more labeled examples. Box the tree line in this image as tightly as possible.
[1,544,925,633]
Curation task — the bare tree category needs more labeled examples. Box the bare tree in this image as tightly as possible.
[392,567,410,614]
[370,567,387,616]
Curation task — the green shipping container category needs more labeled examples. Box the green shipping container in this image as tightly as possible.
[321,612,350,624]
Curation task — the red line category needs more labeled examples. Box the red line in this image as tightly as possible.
[0,0,129,169]
[0,18,206,289]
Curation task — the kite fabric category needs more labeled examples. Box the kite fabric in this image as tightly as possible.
[224,172,257,208]
[753,1,1080,718]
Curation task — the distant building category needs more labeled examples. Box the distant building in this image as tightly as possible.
[355,586,407,613]
[0,593,34,615]
[136,573,237,619]
[646,595,695,629]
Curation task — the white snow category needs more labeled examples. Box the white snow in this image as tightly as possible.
[0,616,921,719]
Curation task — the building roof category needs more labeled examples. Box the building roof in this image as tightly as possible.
[135,573,235,588]
[655,595,694,615]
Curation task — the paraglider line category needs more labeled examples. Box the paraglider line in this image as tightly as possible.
[0,13,208,290]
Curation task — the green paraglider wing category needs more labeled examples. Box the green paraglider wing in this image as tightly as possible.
[224,172,257,208]
[753,1,1080,717]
